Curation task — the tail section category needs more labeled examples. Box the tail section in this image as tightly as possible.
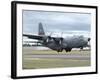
[38,22,45,35]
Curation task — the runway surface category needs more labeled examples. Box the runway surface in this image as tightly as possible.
[24,54,90,60]
[23,47,90,60]
[23,47,91,69]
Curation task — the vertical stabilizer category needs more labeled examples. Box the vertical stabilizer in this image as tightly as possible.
[38,23,45,35]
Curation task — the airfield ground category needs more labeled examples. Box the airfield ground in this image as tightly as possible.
[22,47,91,69]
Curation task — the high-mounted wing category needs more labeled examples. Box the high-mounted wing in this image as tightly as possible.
[23,34,64,45]
[23,34,43,40]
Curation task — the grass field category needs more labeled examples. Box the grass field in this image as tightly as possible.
[22,47,91,69]
[23,58,90,69]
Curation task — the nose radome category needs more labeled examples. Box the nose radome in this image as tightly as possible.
[88,38,91,41]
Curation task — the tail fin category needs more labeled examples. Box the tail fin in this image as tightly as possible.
[38,22,45,35]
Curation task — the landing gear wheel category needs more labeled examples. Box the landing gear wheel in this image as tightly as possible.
[57,49,63,53]
[65,48,72,52]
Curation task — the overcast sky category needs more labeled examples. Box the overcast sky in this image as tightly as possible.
[23,10,91,37]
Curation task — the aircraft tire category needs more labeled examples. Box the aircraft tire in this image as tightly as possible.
[65,48,72,52]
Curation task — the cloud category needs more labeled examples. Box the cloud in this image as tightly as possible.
[23,10,91,36]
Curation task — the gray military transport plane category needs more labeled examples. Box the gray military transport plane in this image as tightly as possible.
[23,23,90,52]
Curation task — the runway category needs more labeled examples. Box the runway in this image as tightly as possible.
[24,54,90,60]
[23,47,91,69]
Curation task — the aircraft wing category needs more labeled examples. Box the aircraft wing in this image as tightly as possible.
[23,34,64,44]
[23,34,43,40]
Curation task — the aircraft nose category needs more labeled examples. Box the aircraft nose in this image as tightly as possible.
[84,37,90,42]
[88,38,91,41]
[85,37,91,47]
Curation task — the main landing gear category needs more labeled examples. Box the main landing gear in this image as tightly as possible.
[65,48,72,52]
[56,48,72,53]
[57,49,63,53]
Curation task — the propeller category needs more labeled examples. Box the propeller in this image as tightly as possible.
[52,32,63,45]
[43,32,63,44]
[46,36,52,42]
[43,32,52,43]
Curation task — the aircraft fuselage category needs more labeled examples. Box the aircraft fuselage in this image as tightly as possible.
[42,36,89,52]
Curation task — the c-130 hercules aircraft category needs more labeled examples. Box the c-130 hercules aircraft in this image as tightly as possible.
[23,23,90,52]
